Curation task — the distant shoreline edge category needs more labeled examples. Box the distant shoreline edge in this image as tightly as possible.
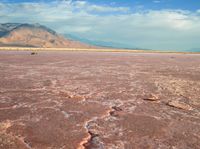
[0,47,199,54]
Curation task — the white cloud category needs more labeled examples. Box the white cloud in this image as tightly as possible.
[153,0,161,3]
[0,1,200,50]
[73,1,130,13]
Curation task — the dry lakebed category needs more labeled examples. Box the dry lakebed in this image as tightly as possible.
[0,51,200,149]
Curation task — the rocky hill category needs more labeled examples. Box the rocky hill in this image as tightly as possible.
[0,23,94,48]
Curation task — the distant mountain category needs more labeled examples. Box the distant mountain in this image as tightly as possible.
[65,34,139,49]
[0,23,94,48]
[187,48,200,52]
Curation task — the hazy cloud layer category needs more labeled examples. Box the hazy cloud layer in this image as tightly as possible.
[0,0,200,50]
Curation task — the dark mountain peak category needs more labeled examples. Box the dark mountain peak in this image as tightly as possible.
[0,23,21,29]
[9,23,57,36]
[0,23,22,37]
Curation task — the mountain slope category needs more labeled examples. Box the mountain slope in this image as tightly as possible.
[0,23,94,48]
[65,33,143,50]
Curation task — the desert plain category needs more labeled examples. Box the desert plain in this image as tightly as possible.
[0,50,200,149]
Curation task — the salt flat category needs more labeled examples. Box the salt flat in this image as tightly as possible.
[0,51,200,149]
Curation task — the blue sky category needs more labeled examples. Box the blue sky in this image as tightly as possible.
[0,0,200,50]
[89,0,200,11]
[4,0,200,11]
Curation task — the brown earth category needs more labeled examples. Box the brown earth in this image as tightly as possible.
[0,51,200,149]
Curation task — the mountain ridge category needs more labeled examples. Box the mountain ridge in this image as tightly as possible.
[0,23,95,48]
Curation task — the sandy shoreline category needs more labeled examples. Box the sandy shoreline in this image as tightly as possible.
[0,47,199,54]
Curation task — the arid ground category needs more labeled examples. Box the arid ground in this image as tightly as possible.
[0,51,200,149]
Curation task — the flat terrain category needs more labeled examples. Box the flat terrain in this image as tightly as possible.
[0,51,200,149]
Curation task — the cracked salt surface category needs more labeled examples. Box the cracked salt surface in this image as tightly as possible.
[0,51,200,149]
